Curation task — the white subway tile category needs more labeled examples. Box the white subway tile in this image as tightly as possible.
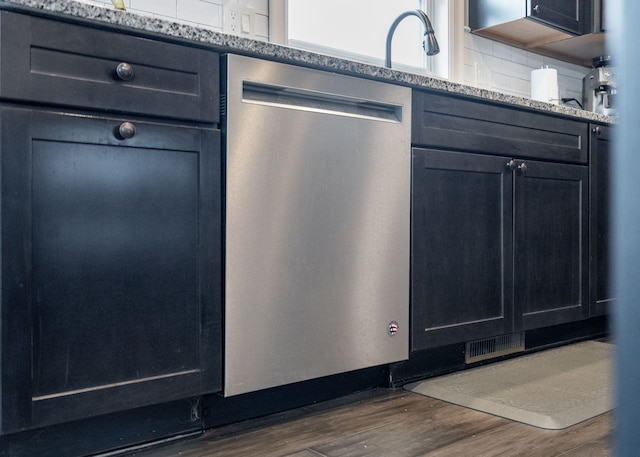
[246,0,267,16]
[469,34,494,56]
[491,72,510,90]
[131,0,176,17]
[558,64,589,80]
[493,42,512,59]
[483,54,503,72]
[510,48,529,66]
[463,64,477,85]
[558,75,580,93]
[177,0,222,27]
[500,60,532,80]
[474,62,494,89]
[254,13,268,38]
[510,77,530,98]
[464,47,480,65]
[527,52,544,69]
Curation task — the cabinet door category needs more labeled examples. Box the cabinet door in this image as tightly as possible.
[530,0,591,35]
[411,149,513,351]
[514,159,589,330]
[590,124,613,315]
[1,107,222,433]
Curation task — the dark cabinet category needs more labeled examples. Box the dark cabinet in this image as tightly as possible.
[470,0,592,36]
[412,92,588,165]
[1,108,222,433]
[0,11,223,436]
[596,0,608,32]
[411,90,590,351]
[0,12,219,123]
[530,0,591,35]
[469,0,601,67]
[411,150,513,350]
[412,149,589,351]
[590,124,613,315]
[514,159,589,330]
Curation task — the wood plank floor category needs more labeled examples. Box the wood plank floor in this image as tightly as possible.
[127,388,612,457]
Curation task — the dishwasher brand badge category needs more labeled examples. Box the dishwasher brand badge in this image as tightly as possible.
[388,321,399,336]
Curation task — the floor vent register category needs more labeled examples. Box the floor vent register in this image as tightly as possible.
[465,332,525,364]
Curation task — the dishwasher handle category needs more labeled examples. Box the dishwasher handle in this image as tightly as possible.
[242,81,403,123]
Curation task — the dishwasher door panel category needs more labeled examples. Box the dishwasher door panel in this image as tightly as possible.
[223,55,411,396]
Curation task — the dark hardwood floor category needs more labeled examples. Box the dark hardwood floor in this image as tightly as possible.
[126,388,612,457]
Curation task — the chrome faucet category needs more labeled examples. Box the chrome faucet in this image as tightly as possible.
[385,10,440,68]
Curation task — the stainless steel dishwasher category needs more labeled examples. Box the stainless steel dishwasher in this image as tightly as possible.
[223,54,411,396]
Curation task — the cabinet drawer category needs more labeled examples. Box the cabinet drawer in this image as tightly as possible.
[412,90,588,164]
[0,12,219,123]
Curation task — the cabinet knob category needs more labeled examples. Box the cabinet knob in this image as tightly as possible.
[116,62,134,81]
[518,162,528,173]
[117,122,137,139]
[593,126,602,135]
[533,4,540,14]
[506,159,516,170]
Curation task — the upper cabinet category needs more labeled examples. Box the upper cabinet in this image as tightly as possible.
[530,0,591,35]
[470,0,607,67]
[470,0,591,35]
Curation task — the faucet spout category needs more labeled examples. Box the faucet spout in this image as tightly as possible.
[385,10,440,69]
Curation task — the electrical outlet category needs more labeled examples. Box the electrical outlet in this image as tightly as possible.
[225,6,240,34]
[223,3,254,37]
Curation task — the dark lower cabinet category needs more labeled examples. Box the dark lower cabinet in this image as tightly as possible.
[1,107,222,434]
[411,150,513,350]
[412,148,589,351]
[515,159,590,329]
[590,124,613,315]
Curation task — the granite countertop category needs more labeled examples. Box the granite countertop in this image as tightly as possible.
[0,0,613,124]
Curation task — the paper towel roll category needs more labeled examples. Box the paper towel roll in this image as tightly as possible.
[531,67,559,105]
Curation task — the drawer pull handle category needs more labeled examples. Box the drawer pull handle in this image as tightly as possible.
[506,159,516,170]
[118,122,136,139]
[518,162,528,173]
[593,126,602,135]
[116,62,134,81]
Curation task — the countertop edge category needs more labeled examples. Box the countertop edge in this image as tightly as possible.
[0,0,614,125]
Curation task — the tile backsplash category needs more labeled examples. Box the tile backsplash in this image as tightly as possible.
[77,0,269,40]
[463,30,588,108]
[74,1,588,104]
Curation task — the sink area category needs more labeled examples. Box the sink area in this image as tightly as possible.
[0,0,612,124]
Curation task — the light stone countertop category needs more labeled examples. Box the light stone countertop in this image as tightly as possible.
[0,0,613,124]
